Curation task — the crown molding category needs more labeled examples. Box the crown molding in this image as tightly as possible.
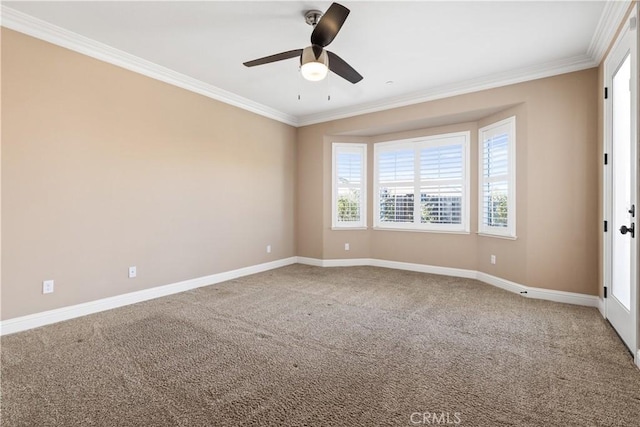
[1,3,630,129]
[297,54,597,126]
[0,6,299,127]
[587,0,632,64]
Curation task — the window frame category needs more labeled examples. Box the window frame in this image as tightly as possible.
[332,142,368,229]
[373,131,471,233]
[478,116,517,239]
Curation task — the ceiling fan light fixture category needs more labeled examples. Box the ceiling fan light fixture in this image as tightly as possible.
[300,46,329,81]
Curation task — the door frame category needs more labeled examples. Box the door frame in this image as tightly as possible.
[602,4,639,368]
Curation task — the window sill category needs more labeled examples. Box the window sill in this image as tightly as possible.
[477,232,518,240]
[373,227,470,235]
[331,226,368,231]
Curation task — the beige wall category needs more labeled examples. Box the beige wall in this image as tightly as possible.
[297,69,598,295]
[0,28,3,321]
[1,29,297,320]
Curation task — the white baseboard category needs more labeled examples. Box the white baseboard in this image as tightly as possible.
[1,255,600,336]
[522,285,599,307]
[476,271,528,294]
[374,259,478,279]
[295,256,325,267]
[297,257,599,308]
[0,257,298,336]
[598,297,606,318]
[297,257,371,267]
[297,257,477,279]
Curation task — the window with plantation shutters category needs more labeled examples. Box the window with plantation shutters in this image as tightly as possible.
[479,117,516,238]
[332,143,367,228]
[374,132,470,232]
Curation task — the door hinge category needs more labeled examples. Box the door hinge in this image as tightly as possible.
[604,286,608,298]
[604,153,608,165]
[604,87,609,99]
[604,220,608,232]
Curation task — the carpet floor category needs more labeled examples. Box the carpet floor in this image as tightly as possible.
[1,264,640,426]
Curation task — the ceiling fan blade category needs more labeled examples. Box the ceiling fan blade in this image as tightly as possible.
[327,51,363,84]
[311,3,350,47]
[243,49,303,67]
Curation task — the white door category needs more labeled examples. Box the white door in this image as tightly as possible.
[604,10,637,358]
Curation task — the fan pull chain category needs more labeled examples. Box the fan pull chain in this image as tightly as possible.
[298,66,302,101]
[326,69,331,101]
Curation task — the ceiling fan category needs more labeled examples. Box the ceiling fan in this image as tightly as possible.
[243,2,363,84]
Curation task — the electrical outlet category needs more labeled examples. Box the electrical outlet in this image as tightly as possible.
[266,245,272,253]
[42,280,54,294]
[490,255,496,265]
[129,266,137,278]
[345,243,350,251]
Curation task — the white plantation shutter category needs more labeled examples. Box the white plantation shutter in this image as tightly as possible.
[479,117,516,237]
[378,147,415,224]
[374,132,469,232]
[332,143,367,228]
[420,143,463,225]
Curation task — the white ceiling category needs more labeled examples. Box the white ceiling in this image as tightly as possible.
[1,1,627,126]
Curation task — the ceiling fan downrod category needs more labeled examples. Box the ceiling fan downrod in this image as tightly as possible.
[304,10,323,26]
